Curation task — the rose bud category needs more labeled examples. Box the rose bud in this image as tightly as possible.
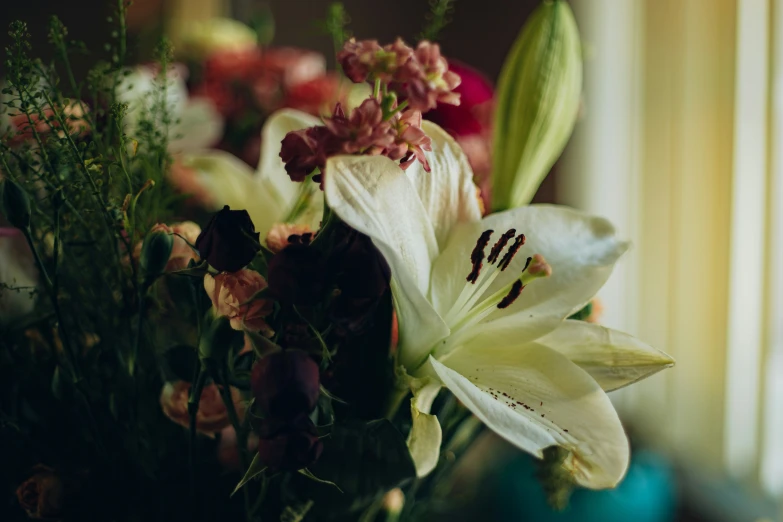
[15,465,65,520]
[256,415,323,471]
[196,205,260,273]
[251,349,320,419]
[267,243,326,306]
[140,228,175,283]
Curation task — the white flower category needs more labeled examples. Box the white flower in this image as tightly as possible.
[0,228,37,326]
[323,121,674,488]
[117,65,223,153]
[177,110,323,238]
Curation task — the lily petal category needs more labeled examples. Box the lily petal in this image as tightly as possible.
[179,150,284,233]
[538,320,675,392]
[169,98,224,153]
[256,109,322,206]
[325,155,448,369]
[429,337,629,488]
[407,380,443,477]
[406,121,482,248]
[429,204,628,324]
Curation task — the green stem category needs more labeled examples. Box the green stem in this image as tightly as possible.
[384,100,409,121]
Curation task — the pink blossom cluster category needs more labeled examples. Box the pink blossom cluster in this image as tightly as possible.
[279,99,432,186]
[338,38,462,112]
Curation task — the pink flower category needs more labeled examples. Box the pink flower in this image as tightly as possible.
[217,426,259,472]
[338,39,384,83]
[403,41,462,112]
[204,269,273,335]
[387,109,432,171]
[266,223,314,253]
[9,101,90,145]
[160,381,244,437]
[279,125,333,182]
[132,222,201,271]
[324,100,395,155]
[168,157,216,207]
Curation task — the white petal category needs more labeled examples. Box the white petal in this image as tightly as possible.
[407,380,443,478]
[0,230,37,325]
[429,336,630,488]
[180,150,284,233]
[256,109,322,207]
[325,155,448,369]
[168,98,224,152]
[406,121,482,248]
[429,204,628,323]
[537,320,675,392]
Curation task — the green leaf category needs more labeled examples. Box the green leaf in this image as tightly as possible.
[231,452,267,497]
[567,301,593,321]
[299,468,343,492]
[309,419,416,499]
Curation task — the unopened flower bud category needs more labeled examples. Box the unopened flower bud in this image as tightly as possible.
[256,415,323,471]
[1,179,31,230]
[196,205,260,273]
[140,229,174,282]
[251,349,320,419]
[491,0,582,210]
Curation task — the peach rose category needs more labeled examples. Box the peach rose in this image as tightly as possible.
[15,465,65,520]
[133,221,201,271]
[217,425,260,472]
[265,223,313,254]
[204,269,273,335]
[160,381,244,437]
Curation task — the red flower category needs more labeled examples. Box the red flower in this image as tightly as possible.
[256,415,323,471]
[251,349,321,419]
[282,74,341,116]
[426,61,494,137]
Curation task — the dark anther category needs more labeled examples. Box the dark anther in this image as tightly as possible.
[498,234,526,271]
[497,279,524,309]
[467,229,493,283]
[487,229,516,264]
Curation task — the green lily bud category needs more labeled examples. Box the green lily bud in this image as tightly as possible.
[490,0,582,211]
[1,179,32,230]
[140,229,173,284]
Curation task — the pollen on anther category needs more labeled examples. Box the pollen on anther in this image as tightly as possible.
[497,279,524,309]
[467,230,493,283]
[488,229,516,264]
[498,234,526,271]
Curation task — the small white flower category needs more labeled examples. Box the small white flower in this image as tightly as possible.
[323,121,674,488]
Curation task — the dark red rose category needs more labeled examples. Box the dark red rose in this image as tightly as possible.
[256,415,323,471]
[425,61,494,137]
[267,242,326,305]
[251,349,320,419]
[195,205,260,273]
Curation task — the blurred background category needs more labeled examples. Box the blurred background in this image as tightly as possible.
[2,0,781,520]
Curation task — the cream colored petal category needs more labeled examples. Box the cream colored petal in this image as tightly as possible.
[430,334,630,488]
[407,380,443,478]
[181,150,285,234]
[429,204,628,324]
[256,109,322,206]
[325,154,448,369]
[169,98,224,153]
[405,121,482,248]
[537,320,674,392]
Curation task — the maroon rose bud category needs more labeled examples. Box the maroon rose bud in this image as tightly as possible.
[256,415,323,471]
[251,349,320,419]
[195,205,260,273]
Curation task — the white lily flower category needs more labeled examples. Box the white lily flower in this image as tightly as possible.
[0,228,37,326]
[323,121,674,488]
[117,66,223,153]
[177,110,323,237]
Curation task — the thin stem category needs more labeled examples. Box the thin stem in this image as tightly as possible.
[384,100,409,121]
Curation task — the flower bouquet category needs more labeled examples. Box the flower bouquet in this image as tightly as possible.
[0,1,673,521]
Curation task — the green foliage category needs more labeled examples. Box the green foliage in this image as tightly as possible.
[320,3,352,58]
[418,0,456,42]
